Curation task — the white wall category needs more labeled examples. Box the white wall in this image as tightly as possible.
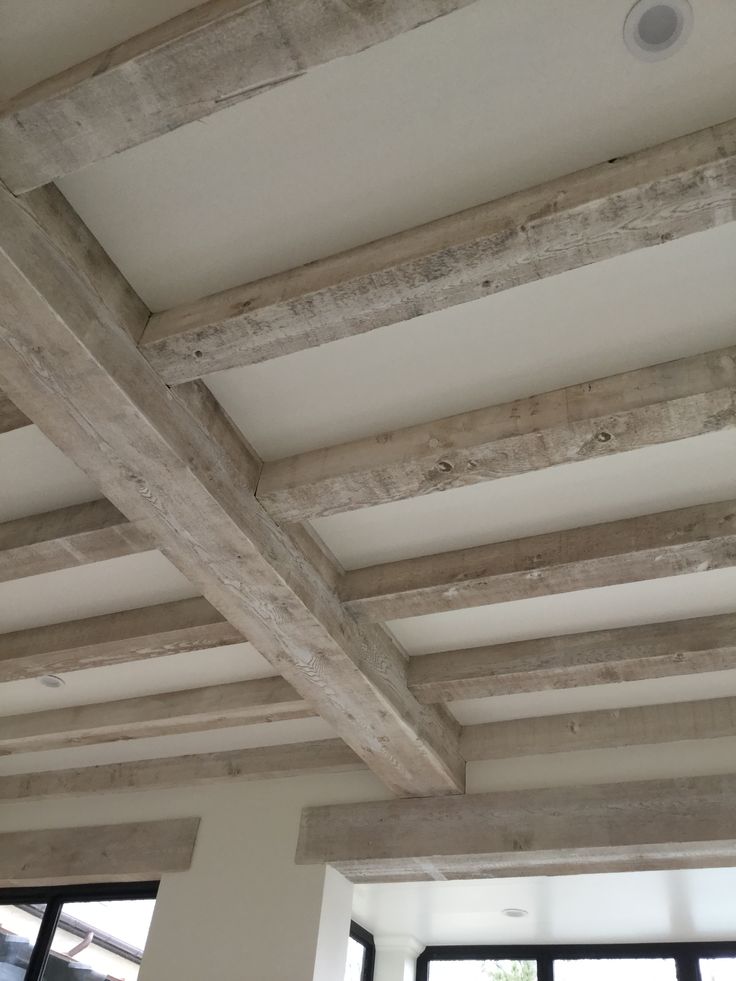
[0,770,387,981]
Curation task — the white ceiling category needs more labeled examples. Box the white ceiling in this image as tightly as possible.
[353,866,736,945]
[1,0,736,776]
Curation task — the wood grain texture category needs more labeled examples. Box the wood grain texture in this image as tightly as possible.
[0,677,312,754]
[0,390,30,435]
[0,0,475,192]
[408,613,736,703]
[0,499,154,584]
[0,597,243,683]
[0,179,463,796]
[296,773,736,882]
[342,499,736,621]
[259,347,736,520]
[462,696,736,761]
[0,818,199,886]
[142,118,736,382]
[0,740,364,802]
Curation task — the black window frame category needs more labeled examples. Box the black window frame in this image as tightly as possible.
[349,920,376,981]
[0,880,159,981]
[416,942,736,981]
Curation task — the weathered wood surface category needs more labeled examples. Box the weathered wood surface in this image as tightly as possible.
[142,118,736,382]
[0,499,154,584]
[0,179,463,796]
[0,0,475,192]
[0,597,243,683]
[0,390,29,435]
[408,613,736,703]
[342,499,736,621]
[0,676,312,753]
[462,696,736,761]
[0,818,200,886]
[0,740,365,802]
[296,773,736,882]
[259,347,736,520]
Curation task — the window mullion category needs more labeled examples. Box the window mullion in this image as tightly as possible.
[23,897,63,981]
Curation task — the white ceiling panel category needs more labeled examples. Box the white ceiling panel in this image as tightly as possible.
[0,641,275,717]
[0,551,198,634]
[390,568,736,655]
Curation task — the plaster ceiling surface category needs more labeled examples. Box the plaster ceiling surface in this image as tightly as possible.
[0,641,275,718]
[0,551,198,634]
[0,716,336,775]
[352,866,736,945]
[47,0,736,311]
[0,427,100,523]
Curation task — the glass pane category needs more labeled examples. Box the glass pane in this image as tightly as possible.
[429,961,537,981]
[345,936,366,981]
[0,904,45,981]
[554,960,677,981]
[41,898,156,981]
[700,959,736,981]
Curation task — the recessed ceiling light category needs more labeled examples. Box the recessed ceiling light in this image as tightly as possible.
[624,0,693,61]
[502,908,528,919]
[39,674,65,688]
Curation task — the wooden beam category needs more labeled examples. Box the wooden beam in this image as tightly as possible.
[0,597,243,683]
[0,499,154,584]
[0,0,475,193]
[0,677,312,754]
[0,390,30,435]
[341,499,736,621]
[258,347,736,521]
[0,740,364,802]
[462,696,736,761]
[0,182,463,796]
[296,772,736,882]
[408,613,736,703]
[0,818,199,887]
[141,118,736,382]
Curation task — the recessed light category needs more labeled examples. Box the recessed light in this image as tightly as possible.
[502,908,528,919]
[624,0,693,61]
[39,674,65,688]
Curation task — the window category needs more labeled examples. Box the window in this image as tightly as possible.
[417,945,736,981]
[345,922,375,981]
[0,883,157,981]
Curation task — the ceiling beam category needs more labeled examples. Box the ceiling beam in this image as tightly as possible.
[0,740,364,802]
[259,346,736,521]
[141,117,736,382]
[341,499,736,621]
[0,390,30,435]
[0,597,243,683]
[0,183,463,797]
[462,696,736,761]
[0,677,312,754]
[0,0,476,193]
[296,772,736,882]
[408,613,736,703]
[0,499,154,584]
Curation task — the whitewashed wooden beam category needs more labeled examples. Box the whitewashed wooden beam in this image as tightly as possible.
[0,677,312,754]
[259,347,736,521]
[462,696,736,761]
[296,773,736,882]
[408,613,736,703]
[0,499,154,584]
[0,740,364,802]
[0,0,476,193]
[0,597,243,683]
[0,390,29,435]
[0,182,463,796]
[0,818,199,886]
[341,499,736,621]
[142,118,736,382]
